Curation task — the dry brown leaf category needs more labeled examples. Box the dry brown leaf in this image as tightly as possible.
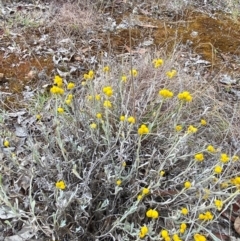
[234,216,240,235]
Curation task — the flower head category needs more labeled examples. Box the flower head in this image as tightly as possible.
[56,180,66,190]
[207,145,216,153]
[54,75,63,87]
[166,69,177,78]
[139,225,148,239]
[214,199,223,211]
[178,91,192,102]
[200,119,207,126]
[90,123,97,129]
[121,75,127,82]
[232,155,239,162]
[160,170,165,176]
[130,69,138,77]
[195,153,204,162]
[159,89,174,98]
[103,100,112,108]
[120,115,126,121]
[198,211,213,221]
[50,86,64,94]
[173,234,182,241]
[181,207,188,215]
[103,86,113,97]
[220,153,230,163]
[95,94,101,101]
[146,209,159,219]
[142,187,150,195]
[161,230,169,238]
[96,113,102,119]
[57,107,64,114]
[103,66,110,73]
[138,124,149,135]
[187,125,198,133]
[214,165,222,174]
[36,114,41,120]
[116,179,122,186]
[179,223,187,234]
[194,234,206,241]
[184,181,191,189]
[153,58,164,68]
[127,116,135,124]
[231,176,240,188]
[67,82,75,90]
[175,125,182,132]
[3,140,10,147]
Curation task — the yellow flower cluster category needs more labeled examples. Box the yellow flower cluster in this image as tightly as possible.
[116,179,122,186]
[194,234,206,241]
[198,211,214,221]
[90,123,97,129]
[173,234,182,241]
[195,153,204,162]
[50,85,64,94]
[187,125,198,133]
[179,223,187,234]
[67,82,75,90]
[139,225,148,239]
[152,58,164,68]
[200,119,207,126]
[65,94,73,105]
[214,165,222,174]
[57,107,64,114]
[137,187,150,201]
[121,74,127,82]
[54,75,63,87]
[146,209,159,219]
[120,115,126,121]
[83,70,94,80]
[127,116,135,124]
[220,153,230,163]
[138,124,149,135]
[96,113,102,119]
[175,125,182,132]
[103,100,112,108]
[231,176,240,188]
[161,230,170,241]
[55,180,66,190]
[178,91,192,102]
[95,94,101,101]
[159,88,174,98]
[103,65,110,73]
[166,69,177,78]
[103,86,113,97]
[214,199,223,210]
[184,181,191,189]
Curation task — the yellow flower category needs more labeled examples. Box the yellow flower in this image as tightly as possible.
[187,125,198,133]
[139,225,148,239]
[88,70,94,79]
[194,234,206,241]
[220,182,229,189]
[231,176,240,188]
[138,124,149,135]
[195,153,204,162]
[179,223,187,234]
[198,211,213,221]
[220,153,230,163]
[127,116,135,124]
[57,107,64,114]
[214,165,222,174]
[116,179,122,186]
[200,119,207,126]
[103,66,110,73]
[121,75,127,82]
[54,75,63,87]
[232,155,239,161]
[178,91,192,102]
[207,145,216,153]
[103,86,113,97]
[95,94,101,101]
[130,69,138,77]
[214,199,223,211]
[103,100,112,108]
[122,162,126,167]
[137,194,143,201]
[159,89,174,98]
[181,207,188,215]
[50,86,64,94]
[184,181,191,189]
[67,82,75,90]
[161,230,169,238]
[87,95,93,101]
[3,140,10,147]
[36,114,41,120]
[67,94,73,100]
[173,234,182,241]
[55,180,66,190]
[175,125,182,132]
[120,115,126,121]
[152,58,164,68]
[90,123,97,129]
[65,99,72,105]
[142,187,150,195]
[96,113,102,119]
[81,81,86,86]
[166,69,177,78]
[160,170,165,176]
[146,209,159,219]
